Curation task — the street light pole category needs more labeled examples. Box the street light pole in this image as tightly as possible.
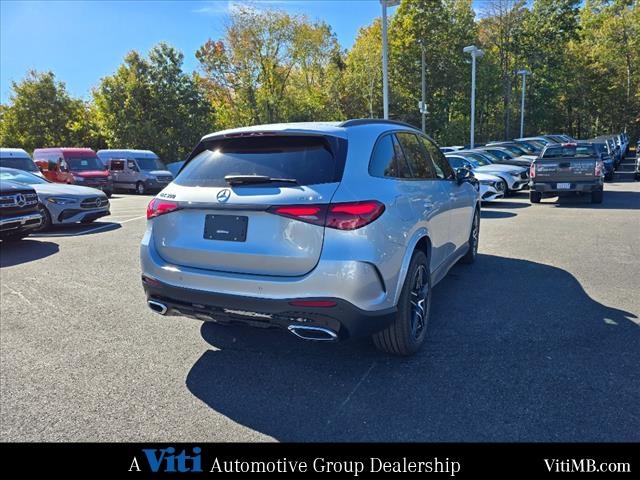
[517,69,531,138]
[463,45,484,148]
[421,43,426,133]
[380,0,399,120]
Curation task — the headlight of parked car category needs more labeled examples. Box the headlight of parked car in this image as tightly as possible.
[510,171,521,177]
[47,197,78,205]
[479,180,496,186]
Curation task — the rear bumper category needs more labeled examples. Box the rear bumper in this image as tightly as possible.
[0,212,42,233]
[145,179,172,191]
[530,181,603,193]
[142,277,397,339]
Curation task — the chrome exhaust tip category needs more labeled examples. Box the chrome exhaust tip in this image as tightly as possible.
[148,300,168,315]
[287,325,338,341]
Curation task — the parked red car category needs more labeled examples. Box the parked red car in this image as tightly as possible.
[33,147,113,197]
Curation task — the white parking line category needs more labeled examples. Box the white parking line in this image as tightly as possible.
[32,215,146,238]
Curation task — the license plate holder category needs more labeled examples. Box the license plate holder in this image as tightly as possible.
[556,182,571,189]
[204,214,248,242]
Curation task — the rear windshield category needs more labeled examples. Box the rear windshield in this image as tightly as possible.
[66,157,105,171]
[0,156,38,172]
[542,145,596,158]
[176,135,345,187]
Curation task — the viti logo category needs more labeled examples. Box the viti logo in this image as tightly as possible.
[129,446,203,473]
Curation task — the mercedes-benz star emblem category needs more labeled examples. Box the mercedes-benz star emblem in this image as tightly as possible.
[217,189,231,203]
[15,194,26,206]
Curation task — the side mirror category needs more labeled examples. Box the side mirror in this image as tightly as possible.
[456,167,473,184]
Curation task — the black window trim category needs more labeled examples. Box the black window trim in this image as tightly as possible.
[367,131,413,180]
[369,129,452,182]
[417,133,456,181]
[394,130,441,181]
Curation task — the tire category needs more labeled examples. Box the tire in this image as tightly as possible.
[136,182,146,195]
[1,232,29,242]
[104,190,113,198]
[530,191,542,203]
[35,203,52,231]
[460,208,479,265]
[373,250,430,356]
[591,188,603,204]
[499,177,512,196]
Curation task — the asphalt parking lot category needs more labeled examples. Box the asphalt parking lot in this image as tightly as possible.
[1,157,638,442]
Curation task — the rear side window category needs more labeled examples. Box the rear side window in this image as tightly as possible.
[485,149,512,160]
[420,136,454,179]
[369,134,411,179]
[396,132,436,179]
[446,156,467,170]
[0,157,38,172]
[177,135,345,187]
[542,145,596,158]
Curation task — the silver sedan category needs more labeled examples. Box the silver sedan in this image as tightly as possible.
[0,167,110,230]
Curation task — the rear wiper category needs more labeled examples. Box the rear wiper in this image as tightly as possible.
[224,175,298,185]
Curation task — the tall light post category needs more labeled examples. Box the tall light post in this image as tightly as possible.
[517,69,531,138]
[463,45,484,148]
[380,0,400,119]
[420,42,427,133]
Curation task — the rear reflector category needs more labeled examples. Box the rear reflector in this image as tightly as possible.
[147,199,180,219]
[268,200,385,230]
[289,300,337,308]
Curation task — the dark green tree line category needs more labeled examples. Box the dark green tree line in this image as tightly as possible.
[1,0,638,156]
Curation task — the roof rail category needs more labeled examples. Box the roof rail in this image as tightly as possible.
[338,118,419,130]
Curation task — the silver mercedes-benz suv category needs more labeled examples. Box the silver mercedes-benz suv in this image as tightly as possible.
[141,119,480,355]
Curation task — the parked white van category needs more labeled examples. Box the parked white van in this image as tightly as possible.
[97,149,174,194]
[0,148,44,178]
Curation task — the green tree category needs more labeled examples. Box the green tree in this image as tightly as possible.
[342,20,383,119]
[385,0,477,144]
[93,43,213,162]
[196,7,345,128]
[0,71,102,152]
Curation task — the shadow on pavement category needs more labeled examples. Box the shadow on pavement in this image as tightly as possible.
[0,239,59,267]
[481,210,517,219]
[186,254,639,442]
[548,190,640,209]
[483,201,531,209]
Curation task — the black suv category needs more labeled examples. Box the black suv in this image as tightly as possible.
[0,180,43,241]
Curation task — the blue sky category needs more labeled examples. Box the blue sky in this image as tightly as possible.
[0,0,483,103]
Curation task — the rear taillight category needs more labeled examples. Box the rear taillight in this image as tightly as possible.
[268,200,385,230]
[595,161,603,176]
[326,201,385,230]
[530,163,536,179]
[147,199,180,219]
[268,205,326,226]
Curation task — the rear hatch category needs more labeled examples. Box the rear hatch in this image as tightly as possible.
[534,144,598,182]
[151,134,347,277]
